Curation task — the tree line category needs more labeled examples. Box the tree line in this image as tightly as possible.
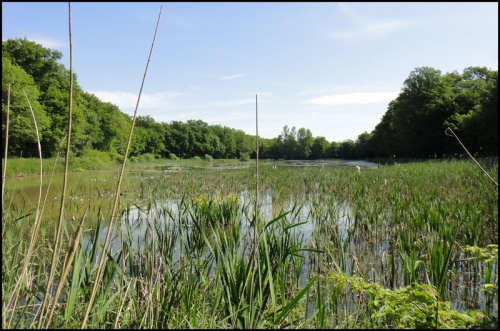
[2,38,497,161]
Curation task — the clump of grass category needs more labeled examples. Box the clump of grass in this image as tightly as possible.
[192,194,241,227]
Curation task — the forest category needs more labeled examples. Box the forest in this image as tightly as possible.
[2,38,498,161]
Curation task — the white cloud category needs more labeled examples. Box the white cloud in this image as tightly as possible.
[331,3,413,39]
[309,92,398,106]
[89,90,182,110]
[211,98,254,106]
[220,73,247,80]
[361,20,413,37]
[31,37,66,49]
[330,20,413,39]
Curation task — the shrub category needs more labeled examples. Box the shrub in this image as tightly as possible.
[169,153,179,160]
[138,153,155,162]
[109,151,124,163]
[69,156,106,170]
[192,156,202,161]
[204,154,214,162]
[82,148,111,162]
[239,152,250,161]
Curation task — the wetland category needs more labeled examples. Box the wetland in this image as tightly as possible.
[2,158,498,328]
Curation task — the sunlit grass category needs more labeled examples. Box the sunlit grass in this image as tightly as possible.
[2,158,498,328]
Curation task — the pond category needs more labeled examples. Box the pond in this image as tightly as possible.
[3,158,496,328]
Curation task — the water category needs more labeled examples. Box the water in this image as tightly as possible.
[84,187,361,291]
[6,159,495,324]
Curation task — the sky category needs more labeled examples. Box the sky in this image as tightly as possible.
[2,2,498,142]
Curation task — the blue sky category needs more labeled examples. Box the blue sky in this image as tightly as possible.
[2,2,498,142]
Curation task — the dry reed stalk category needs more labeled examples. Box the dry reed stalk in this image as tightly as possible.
[445,127,498,186]
[38,135,67,225]
[255,93,259,223]
[113,280,132,328]
[234,94,261,328]
[1,83,10,205]
[248,93,260,325]
[36,3,75,326]
[80,6,163,328]
[44,206,89,327]
[1,83,10,246]
[5,89,44,326]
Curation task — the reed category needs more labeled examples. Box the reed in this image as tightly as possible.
[36,3,75,324]
[2,157,498,328]
[80,6,162,328]
[2,7,498,326]
[4,90,43,327]
[1,83,10,204]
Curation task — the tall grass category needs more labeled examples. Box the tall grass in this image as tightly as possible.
[2,4,498,329]
[2,158,498,328]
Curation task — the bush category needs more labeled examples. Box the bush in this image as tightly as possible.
[169,153,179,160]
[109,151,124,163]
[192,156,202,161]
[82,148,111,162]
[138,153,155,162]
[204,154,214,162]
[239,152,250,161]
[69,156,106,170]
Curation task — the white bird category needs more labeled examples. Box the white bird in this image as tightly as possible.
[355,165,361,173]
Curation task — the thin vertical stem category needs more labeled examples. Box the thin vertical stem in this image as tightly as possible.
[255,94,259,223]
[80,6,162,328]
[45,206,88,328]
[2,83,10,205]
[445,127,498,186]
[37,2,75,327]
[5,90,43,327]
[247,94,259,326]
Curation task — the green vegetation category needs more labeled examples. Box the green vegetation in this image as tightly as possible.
[2,31,498,330]
[2,38,498,161]
[2,159,498,328]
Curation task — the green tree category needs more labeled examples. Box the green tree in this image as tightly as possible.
[212,125,237,158]
[337,140,356,159]
[310,136,330,159]
[77,92,107,156]
[368,102,400,158]
[234,129,254,159]
[93,102,131,156]
[277,125,297,159]
[445,67,498,155]
[477,72,498,155]
[166,121,190,158]
[2,55,51,157]
[327,141,340,158]
[129,126,148,157]
[3,38,74,156]
[2,38,63,85]
[355,131,374,158]
[135,115,166,157]
[296,127,313,159]
[391,67,456,158]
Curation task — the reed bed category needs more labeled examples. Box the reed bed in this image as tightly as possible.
[2,5,497,328]
[2,158,498,328]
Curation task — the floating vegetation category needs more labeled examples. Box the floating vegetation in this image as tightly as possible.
[2,158,498,328]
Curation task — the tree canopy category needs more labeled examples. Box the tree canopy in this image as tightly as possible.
[2,38,497,161]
